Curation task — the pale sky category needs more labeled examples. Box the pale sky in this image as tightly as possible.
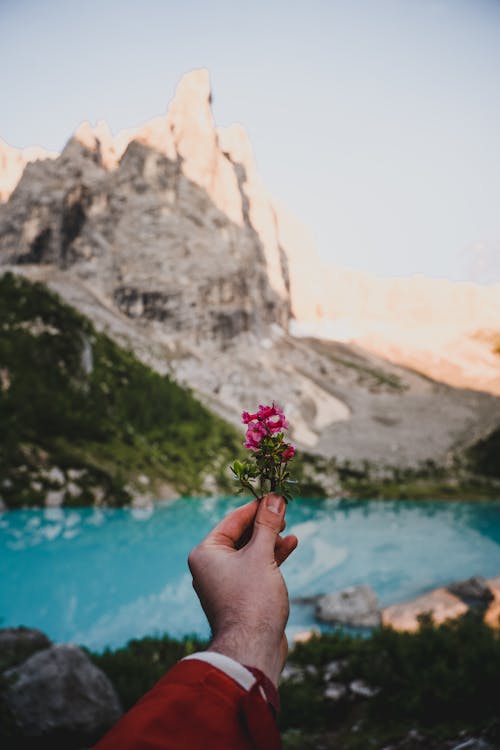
[1,0,499,283]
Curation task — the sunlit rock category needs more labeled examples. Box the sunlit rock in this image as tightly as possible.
[0,137,57,202]
[382,588,468,632]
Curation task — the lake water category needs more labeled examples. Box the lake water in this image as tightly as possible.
[1,497,500,651]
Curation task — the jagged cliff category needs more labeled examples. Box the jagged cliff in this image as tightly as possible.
[1,69,499,482]
[0,71,289,344]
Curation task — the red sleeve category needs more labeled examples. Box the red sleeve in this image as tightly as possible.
[93,657,282,750]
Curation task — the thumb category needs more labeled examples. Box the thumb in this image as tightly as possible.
[249,494,286,559]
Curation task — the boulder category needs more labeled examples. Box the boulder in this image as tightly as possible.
[447,576,494,604]
[316,585,381,627]
[4,644,121,745]
[382,588,467,632]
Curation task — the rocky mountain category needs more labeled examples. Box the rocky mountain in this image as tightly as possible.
[0,137,57,203]
[1,68,499,490]
[291,264,500,397]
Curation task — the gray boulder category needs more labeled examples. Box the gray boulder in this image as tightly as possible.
[4,644,121,745]
[316,585,381,627]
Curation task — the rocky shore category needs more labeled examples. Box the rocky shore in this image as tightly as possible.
[292,575,500,635]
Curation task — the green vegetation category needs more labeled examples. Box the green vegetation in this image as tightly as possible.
[467,427,500,480]
[280,613,500,748]
[292,452,329,498]
[293,453,500,501]
[0,272,241,508]
[83,615,500,749]
[88,634,207,711]
[341,471,500,501]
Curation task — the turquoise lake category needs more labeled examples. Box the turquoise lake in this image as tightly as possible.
[1,497,500,651]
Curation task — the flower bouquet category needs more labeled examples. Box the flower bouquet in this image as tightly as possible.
[231,403,296,502]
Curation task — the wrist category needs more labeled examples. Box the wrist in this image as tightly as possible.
[209,628,285,688]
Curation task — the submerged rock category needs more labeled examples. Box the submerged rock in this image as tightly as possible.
[316,585,381,627]
[4,644,121,745]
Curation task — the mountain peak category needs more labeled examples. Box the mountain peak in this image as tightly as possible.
[169,68,212,114]
[0,138,57,202]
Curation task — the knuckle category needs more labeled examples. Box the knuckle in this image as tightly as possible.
[187,545,201,572]
[255,518,279,534]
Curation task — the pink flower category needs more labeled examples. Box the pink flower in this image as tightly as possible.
[257,404,276,419]
[242,410,259,424]
[281,444,295,461]
[244,422,267,450]
[267,413,288,433]
[242,402,290,451]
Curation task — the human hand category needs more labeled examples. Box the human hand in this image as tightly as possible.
[187,494,298,687]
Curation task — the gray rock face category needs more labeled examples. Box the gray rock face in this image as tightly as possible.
[0,77,290,348]
[4,644,121,744]
[316,585,381,627]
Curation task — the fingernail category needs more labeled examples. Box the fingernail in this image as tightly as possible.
[266,494,283,514]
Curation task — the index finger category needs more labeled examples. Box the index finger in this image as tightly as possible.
[204,499,259,549]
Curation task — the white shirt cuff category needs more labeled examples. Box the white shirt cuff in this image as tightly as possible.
[182,651,257,692]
